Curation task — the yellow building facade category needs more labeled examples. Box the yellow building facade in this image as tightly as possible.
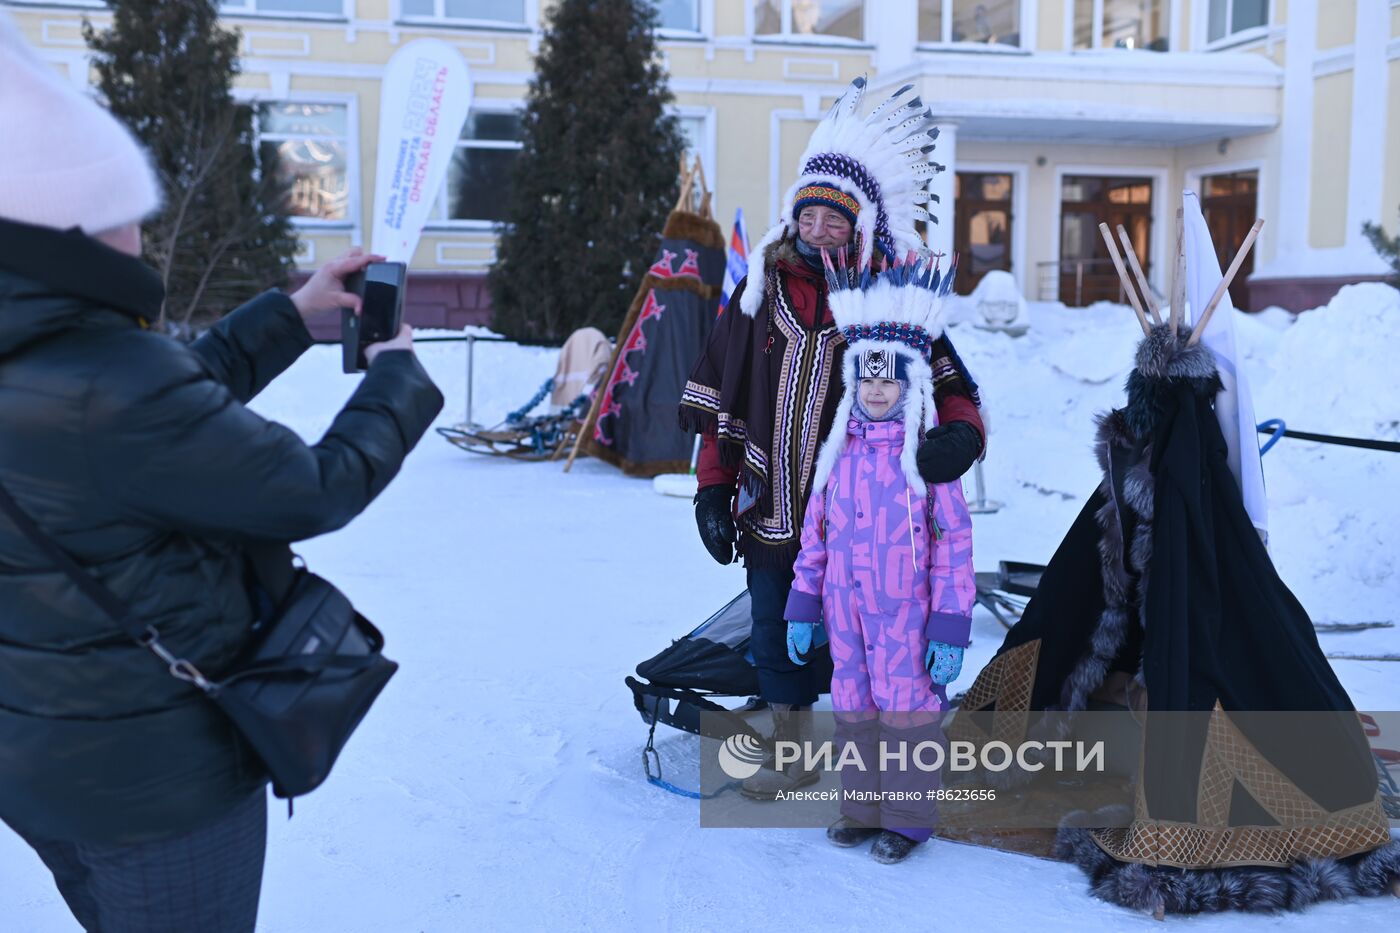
[6,0,1398,321]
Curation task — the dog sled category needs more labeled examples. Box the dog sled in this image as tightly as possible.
[438,327,611,461]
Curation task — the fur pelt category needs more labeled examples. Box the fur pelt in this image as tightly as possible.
[1055,829,1400,915]
[1058,324,1223,715]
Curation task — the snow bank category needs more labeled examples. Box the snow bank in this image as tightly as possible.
[1254,283,1400,441]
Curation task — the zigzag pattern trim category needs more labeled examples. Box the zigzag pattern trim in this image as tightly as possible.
[840,322,934,359]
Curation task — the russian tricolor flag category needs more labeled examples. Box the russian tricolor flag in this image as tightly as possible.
[718,207,750,316]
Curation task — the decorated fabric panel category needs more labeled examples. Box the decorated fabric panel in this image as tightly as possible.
[591,229,725,476]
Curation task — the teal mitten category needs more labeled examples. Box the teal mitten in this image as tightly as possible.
[925,641,965,685]
[787,622,815,666]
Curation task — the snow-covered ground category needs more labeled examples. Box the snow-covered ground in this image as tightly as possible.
[3,287,1397,931]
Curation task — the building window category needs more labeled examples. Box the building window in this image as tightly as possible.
[398,0,527,25]
[1207,0,1267,44]
[222,0,345,16]
[954,172,1013,294]
[258,103,351,223]
[753,0,865,42]
[1073,0,1170,51]
[1058,174,1153,307]
[653,0,700,32]
[918,1,1021,46]
[434,109,524,224]
[676,114,706,162]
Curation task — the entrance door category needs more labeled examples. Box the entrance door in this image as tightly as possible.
[1059,175,1153,307]
[1200,170,1259,311]
[954,172,1013,294]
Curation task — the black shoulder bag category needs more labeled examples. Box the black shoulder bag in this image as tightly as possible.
[0,481,397,801]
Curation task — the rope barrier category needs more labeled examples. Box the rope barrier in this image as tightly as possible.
[1257,420,1400,454]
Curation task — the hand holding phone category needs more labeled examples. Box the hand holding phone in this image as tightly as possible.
[341,261,407,372]
[365,324,415,364]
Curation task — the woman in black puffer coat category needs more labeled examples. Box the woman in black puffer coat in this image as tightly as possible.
[0,217,444,930]
[0,218,444,843]
[1,18,444,930]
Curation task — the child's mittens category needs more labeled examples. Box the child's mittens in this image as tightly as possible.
[925,641,965,685]
[787,621,815,666]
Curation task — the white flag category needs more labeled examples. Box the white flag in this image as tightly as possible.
[371,40,473,263]
[1182,190,1267,539]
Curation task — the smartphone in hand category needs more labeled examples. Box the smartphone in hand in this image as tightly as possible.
[341,262,407,373]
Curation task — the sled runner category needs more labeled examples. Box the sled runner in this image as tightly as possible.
[439,327,611,460]
[974,560,1044,629]
[438,402,589,461]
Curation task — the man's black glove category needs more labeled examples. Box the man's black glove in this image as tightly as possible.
[694,484,737,565]
[916,421,983,485]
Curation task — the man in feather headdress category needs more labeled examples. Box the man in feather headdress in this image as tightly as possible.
[679,77,986,796]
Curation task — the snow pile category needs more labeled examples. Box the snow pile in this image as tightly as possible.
[1254,283,1400,441]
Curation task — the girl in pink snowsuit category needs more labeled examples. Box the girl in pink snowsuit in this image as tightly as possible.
[785,361,977,858]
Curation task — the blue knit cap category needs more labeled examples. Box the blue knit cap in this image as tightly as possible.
[791,183,860,230]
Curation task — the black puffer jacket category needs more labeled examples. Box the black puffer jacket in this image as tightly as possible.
[0,220,444,845]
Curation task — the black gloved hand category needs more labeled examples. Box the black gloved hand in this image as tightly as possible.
[916,421,983,485]
[694,484,737,565]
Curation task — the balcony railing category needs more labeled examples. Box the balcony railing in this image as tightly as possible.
[1036,259,1137,307]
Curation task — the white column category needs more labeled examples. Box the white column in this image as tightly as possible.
[870,0,918,73]
[1345,0,1389,257]
[926,121,958,263]
[1268,0,1316,271]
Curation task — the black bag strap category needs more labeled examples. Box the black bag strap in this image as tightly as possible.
[0,479,216,691]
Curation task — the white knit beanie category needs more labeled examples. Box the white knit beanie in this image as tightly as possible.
[0,13,161,233]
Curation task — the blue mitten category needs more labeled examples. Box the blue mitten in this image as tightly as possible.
[925,641,965,685]
[787,622,815,666]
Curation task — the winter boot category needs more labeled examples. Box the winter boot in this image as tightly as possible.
[870,831,923,864]
[826,817,881,848]
[739,703,819,799]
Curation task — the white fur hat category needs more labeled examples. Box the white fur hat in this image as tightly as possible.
[0,13,161,233]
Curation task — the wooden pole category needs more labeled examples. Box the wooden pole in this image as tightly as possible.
[1098,223,1152,336]
[563,365,611,472]
[1170,207,1186,336]
[673,156,695,212]
[693,155,707,202]
[1187,218,1264,346]
[1116,224,1162,324]
[692,155,714,219]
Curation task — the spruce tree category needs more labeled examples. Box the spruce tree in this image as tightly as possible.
[85,0,298,334]
[489,0,687,344]
[1361,208,1400,289]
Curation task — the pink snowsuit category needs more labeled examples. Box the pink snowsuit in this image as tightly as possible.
[783,416,976,839]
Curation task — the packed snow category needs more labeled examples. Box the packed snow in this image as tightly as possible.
[3,287,1397,931]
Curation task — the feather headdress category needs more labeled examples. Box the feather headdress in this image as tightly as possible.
[741,76,943,317]
[810,250,960,497]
